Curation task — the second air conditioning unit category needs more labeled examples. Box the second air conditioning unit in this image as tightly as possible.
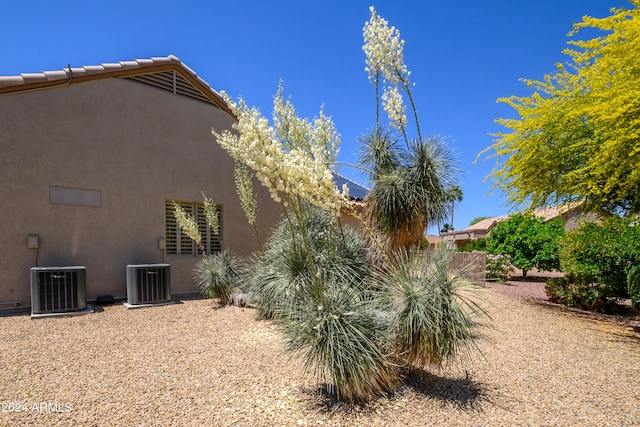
[126,264,171,305]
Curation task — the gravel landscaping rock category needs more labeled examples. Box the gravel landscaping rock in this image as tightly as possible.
[0,287,638,426]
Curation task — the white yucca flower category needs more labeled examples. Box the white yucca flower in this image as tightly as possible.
[213,87,347,215]
[201,192,221,236]
[362,6,409,86]
[234,164,257,226]
[172,201,202,248]
[382,85,407,130]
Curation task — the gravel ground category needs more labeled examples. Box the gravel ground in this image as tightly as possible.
[1,285,639,427]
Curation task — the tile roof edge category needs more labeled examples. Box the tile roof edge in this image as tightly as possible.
[0,55,233,116]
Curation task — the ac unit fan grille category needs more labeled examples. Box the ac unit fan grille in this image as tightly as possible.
[135,268,169,303]
[126,264,171,305]
[37,271,80,311]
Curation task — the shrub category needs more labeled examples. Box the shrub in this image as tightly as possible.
[281,274,395,402]
[627,265,640,308]
[545,275,617,312]
[558,216,640,297]
[246,204,395,401]
[379,241,488,369]
[486,213,564,277]
[485,253,514,283]
[458,238,487,253]
[246,205,488,401]
[193,250,243,305]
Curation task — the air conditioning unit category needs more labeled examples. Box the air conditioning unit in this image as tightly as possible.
[30,266,87,315]
[126,264,171,305]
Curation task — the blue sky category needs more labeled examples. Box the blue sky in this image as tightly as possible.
[2,0,628,231]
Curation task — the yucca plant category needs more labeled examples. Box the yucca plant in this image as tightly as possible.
[246,202,370,319]
[379,241,487,369]
[281,273,396,402]
[246,203,396,400]
[193,250,243,305]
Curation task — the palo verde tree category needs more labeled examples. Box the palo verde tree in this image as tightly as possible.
[481,1,640,215]
[486,213,565,278]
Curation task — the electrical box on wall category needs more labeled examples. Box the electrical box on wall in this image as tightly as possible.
[28,235,39,249]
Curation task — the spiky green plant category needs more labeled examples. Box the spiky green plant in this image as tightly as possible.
[246,203,395,401]
[380,241,488,368]
[360,132,457,255]
[281,273,395,402]
[246,202,370,319]
[193,250,243,305]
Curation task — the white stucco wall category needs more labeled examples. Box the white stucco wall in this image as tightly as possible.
[0,77,281,307]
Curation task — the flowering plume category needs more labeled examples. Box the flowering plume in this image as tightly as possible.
[363,6,419,142]
[201,192,221,236]
[382,85,408,131]
[172,201,202,250]
[362,6,409,86]
[213,85,347,214]
[234,164,257,226]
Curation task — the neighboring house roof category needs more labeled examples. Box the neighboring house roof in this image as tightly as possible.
[334,173,370,201]
[531,203,581,222]
[424,234,441,245]
[0,55,233,116]
[442,203,587,241]
[463,215,510,233]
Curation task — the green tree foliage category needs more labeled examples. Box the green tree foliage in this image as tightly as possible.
[558,216,640,296]
[481,1,640,215]
[446,185,463,228]
[486,214,565,277]
[627,265,640,307]
[457,238,487,253]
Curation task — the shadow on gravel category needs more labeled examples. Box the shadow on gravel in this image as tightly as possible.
[402,369,486,408]
[301,369,486,416]
[300,383,389,416]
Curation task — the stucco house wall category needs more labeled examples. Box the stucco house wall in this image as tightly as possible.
[0,59,281,308]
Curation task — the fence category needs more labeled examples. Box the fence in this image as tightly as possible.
[417,250,487,284]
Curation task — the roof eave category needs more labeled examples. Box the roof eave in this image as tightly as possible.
[0,57,233,117]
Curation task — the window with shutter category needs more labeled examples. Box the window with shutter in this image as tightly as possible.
[165,200,222,255]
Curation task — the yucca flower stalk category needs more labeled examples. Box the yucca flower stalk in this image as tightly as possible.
[234,163,262,252]
[363,5,420,144]
[360,7,460,255]
[201,192,221,237]
[213,83,348,218]
[172,201,203,252]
